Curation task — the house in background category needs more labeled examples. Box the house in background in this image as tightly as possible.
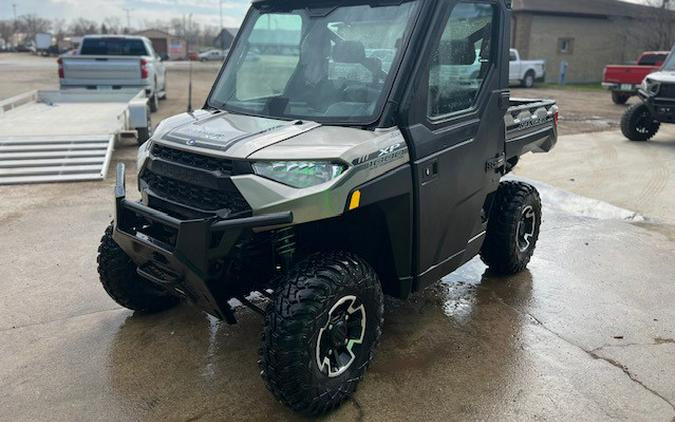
[213,28,239,50]
[512,0,675,83]
[135,29,186,60]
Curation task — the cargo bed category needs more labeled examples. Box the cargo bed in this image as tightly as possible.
[0,89,150,185]
[505,97,558,160]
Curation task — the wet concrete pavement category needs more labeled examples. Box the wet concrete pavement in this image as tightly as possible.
[2,146,675,420]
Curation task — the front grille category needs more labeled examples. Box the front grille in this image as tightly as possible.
[141,144,251,217]
[143,171,250,213]
[152,144,234,175]
[658,84,675,98]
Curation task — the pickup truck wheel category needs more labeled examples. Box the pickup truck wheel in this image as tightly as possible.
[97,225,179,313]
[621,103,660,142]
[481,181,541,275]
[612,92,630,105]
[260,252,384,415]
[521,71,535,88]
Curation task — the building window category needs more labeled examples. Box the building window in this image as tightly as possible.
[559,38,574,54]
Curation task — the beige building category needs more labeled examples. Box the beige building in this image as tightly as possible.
[134,29,186,60]
[512,0,675,83]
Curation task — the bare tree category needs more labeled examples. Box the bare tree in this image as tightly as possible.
[643,0,674,50]
[0,20,14,45]
[69,18,98,36]
[17,14,52,41]
[103,17,123,34]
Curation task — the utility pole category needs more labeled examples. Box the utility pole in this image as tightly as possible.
[220,0,225,50]
[12,3,17,44]
[123,8,133,31]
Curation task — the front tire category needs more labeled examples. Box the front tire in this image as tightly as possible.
[481,181,542,275]
[621,103,660,142]
[97,225,179,312]
[260,252,384,415]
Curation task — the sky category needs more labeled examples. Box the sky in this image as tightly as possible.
[0,0,251,29]
[0,0,656,30]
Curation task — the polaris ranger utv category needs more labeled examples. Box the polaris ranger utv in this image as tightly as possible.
[97,0,557,415]
[621,45,675,142]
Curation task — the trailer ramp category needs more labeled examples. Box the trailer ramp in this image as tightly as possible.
[0,89,148,185]
[0,134,115,185]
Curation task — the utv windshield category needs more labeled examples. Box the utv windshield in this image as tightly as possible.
[208,1,420,124]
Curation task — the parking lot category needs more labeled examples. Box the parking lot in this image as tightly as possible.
[1,53,675,421]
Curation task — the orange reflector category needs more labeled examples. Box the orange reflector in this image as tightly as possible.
[349,190,361,210]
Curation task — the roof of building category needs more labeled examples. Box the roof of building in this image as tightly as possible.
[512,0,668,18]
[134,29,174,38]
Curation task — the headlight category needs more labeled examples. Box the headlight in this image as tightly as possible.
[642,78,660,94]
[137,140,152,170]
[252,161,347,188]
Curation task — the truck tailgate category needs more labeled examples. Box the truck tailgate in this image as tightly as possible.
[61,56,144,87]
[505,98,558,159]
[603,65,658,85]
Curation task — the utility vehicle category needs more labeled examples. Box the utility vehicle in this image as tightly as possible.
[621,46,675,141]
[97,0,557,415]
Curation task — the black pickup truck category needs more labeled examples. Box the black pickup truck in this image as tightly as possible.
[97,0,558,415]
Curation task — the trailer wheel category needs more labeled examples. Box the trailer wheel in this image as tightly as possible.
[97,225,179,313]
[621,103,660,142]
[481,181,541,275]
[611,92,630,105]
[260,252,384,415]
[136,108,152,145]
[148,93,159,113]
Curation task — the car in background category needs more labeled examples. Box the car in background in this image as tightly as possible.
[509,48,545,88]
[59,35,167,112]
[198,49,227,62]
[602,51,669,104]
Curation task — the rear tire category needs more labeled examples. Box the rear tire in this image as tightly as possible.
[521,71,535,88]
[97,225,179,313]
[481,181,542,275]
[612,92,630,105]
[621,103,660,142]
[260,252,384,415]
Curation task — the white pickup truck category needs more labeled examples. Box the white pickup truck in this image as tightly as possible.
[59,35,167,112]
[509,48,546,88]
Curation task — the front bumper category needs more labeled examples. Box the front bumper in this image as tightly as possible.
[112,163,293,322]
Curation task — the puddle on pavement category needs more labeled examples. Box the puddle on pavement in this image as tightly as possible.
[100,255,542,420]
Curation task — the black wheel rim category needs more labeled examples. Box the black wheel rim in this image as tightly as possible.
[635,110,655,134]
[315,295,366,378]
[517,205,536,252]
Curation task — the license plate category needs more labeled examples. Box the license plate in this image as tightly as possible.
[620,84,633,91]
[98,85,114,90]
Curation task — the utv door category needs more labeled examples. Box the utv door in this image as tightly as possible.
[400,0,510,289]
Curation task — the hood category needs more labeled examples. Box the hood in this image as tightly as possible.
[153,110,321,159]
[647,70,675,83]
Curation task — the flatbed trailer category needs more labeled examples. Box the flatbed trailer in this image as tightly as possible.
[0,89,150,185]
